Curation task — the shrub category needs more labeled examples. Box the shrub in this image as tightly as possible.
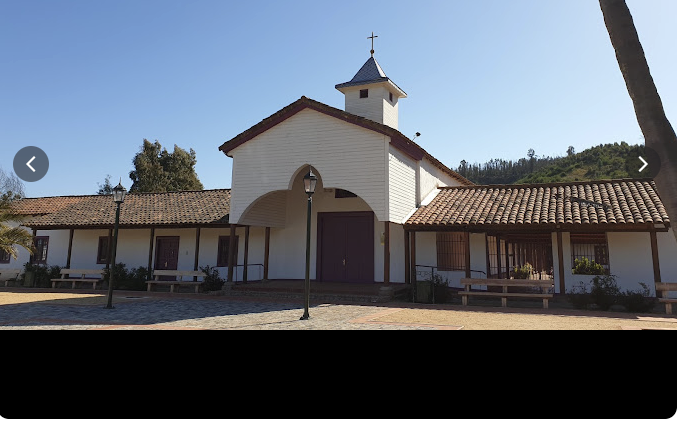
[103,263,149,291]
[567,280,591,310]
[572,257,605,275]
[511,263,533,279]
[591,274,620,311]
[200,265,224,292]
[619,283,657,313]
[431,273,451,303]
[22,262,62,288]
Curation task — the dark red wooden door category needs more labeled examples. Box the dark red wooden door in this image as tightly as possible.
[155,236,180,280]
[318,212,374,283]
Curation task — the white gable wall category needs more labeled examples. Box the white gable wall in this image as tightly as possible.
[419,159,464,204]
[388,145,416,223]
[229,108,388,224]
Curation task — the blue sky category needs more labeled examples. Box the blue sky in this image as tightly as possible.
[0,0,676,198]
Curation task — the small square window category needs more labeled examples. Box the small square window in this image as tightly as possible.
[389,92,393,102]
[360,89,368,98]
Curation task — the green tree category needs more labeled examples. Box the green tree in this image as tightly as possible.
[128,139,204,193]
[0,168,33,260]
[599,0,677,237]
[97,174,114,195]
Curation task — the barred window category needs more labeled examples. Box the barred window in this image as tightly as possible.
[487,233,553,280]
[436,232,466,271]
[571,233,609,273]
[0,249,10,264]
[217,236,239,267]
[96,236,110,264]
[33,236,49,265]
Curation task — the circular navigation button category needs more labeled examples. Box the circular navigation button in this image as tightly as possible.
[13,146,49,182]
[624,146,661,179]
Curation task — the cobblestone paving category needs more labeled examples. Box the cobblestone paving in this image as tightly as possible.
[0,294,437,330]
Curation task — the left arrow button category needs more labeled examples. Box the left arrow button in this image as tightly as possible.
[13,147,49,182]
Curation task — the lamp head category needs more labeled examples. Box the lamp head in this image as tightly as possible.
[112,179,127,204]
[303,168,317,195]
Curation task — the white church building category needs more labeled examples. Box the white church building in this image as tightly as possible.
[3,50,677,297]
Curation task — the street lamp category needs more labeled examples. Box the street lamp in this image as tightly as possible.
[300,167,317,320]
[105,180,127,309]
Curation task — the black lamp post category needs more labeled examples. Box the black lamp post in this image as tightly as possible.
[105,180,127,309]
[300,167,317,320]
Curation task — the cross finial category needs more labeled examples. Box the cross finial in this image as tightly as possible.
[368,31,378,56]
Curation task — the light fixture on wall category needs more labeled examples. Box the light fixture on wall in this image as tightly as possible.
[300,167,317,320]
[105,180,127,310]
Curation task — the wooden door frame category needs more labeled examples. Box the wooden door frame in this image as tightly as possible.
[315,211,374,283]
[154,236,180,271]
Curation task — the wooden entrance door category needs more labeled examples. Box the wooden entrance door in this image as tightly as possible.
[317,212,374,283]
[155,236,180,280]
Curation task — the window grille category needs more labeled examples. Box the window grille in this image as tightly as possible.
[436,232,466,271]
[570,233,609,273]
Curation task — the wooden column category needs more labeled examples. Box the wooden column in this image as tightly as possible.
[66,228,74,269]
[496,236,502,279]
[263,227,271,281]
[410,231,416,283]
[242,225,250,283]
[29,228,37,264]
[146,228,154,280]
[650,230,661,297]
[464,232,471,278]
[383,221,390,284]
[505,239,510,279]
[227,224,236,283]
[404,230,410,284]
[193,227,201,281]
[557,231,565,294]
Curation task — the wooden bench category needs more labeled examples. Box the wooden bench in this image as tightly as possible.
[0,269,21,287]
[146,270,206,293]
[459,278,554,309]
[655,282,677,315]
[51,269,104,290]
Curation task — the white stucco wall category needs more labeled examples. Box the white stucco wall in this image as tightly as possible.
[228,108,389,224]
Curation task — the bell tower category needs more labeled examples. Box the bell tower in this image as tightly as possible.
[335,33,407,130]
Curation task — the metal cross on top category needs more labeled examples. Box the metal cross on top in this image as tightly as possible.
[368,32,378,56]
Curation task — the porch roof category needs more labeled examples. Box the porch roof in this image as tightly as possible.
[405,178,670,231]
[13,189,231,229]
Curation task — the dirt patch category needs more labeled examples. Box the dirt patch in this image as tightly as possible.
[0,291,110,306]
[370,307,677,330]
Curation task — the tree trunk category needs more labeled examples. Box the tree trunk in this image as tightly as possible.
[599,0,677,237]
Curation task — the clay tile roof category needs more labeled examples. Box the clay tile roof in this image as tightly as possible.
[405,178,670,230]
[15,189,231,228]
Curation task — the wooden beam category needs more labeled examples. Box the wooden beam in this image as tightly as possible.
[557,231,565,294]
[404,229,410,284]
[227,224,236,283]
[384,221,390,284]
[66,228,74,269]
[263,227,271,281]
[410,231,416,284]
[650,230,661,297]
[193,227,201,281]
[147,228,154,280]
[243,225,250,283]
[464,232,471,278]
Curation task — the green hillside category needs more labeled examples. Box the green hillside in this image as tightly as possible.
[457,142,647,185]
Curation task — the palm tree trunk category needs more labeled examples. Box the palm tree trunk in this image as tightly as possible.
[599,0,677,237]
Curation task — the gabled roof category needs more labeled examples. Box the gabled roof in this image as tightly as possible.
[334,56,407,97]
[218,96,472,186]
[405,178,670,231]
[14,189,231,229]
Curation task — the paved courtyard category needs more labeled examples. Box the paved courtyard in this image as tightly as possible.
[0,288,676,330]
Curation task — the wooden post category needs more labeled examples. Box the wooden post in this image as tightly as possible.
[147,228,154,280]
[464,232,471,278]
[404,229,410,284]
[505,239,510,279]
[650,230,661,298]
[193,227,201,281]
[496,236,502,279]
[263,227,270,281]
[227,224,236,283]
[383,221,390,284]
[557,231,565,294]
[66,228,74,269]
[410,231,416,283]
[29,228,37,264]
[243,225,250,283]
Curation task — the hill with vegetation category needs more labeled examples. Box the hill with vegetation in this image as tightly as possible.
[456,142,646,185]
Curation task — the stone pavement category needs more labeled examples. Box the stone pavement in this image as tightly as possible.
[0,290,441,330]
